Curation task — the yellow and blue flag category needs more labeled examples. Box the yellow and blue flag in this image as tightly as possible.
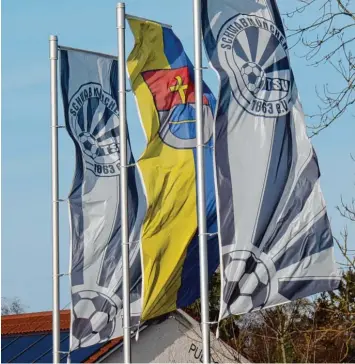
[127,18,219,320]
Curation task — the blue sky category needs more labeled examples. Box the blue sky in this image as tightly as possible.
[2,0,354,312]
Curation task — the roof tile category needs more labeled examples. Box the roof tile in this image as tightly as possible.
[1,310,123,363]
[85,337,123,363]
[1,310,70,335]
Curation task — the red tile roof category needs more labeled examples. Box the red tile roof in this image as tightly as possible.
[85,337,123,363]
[1,310,123,363]
[1,310,71,335]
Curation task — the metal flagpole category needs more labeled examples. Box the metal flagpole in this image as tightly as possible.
[117,3,131,363]
[193,0,211,363]
[50,34,60,364]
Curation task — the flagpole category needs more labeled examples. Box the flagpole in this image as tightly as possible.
[193,1,211,363]
[50,34,60,364]
[117,3,131,363]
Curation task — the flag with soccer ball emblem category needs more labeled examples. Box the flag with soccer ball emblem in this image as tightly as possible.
[201,0,341,320]
[60,48,146,350]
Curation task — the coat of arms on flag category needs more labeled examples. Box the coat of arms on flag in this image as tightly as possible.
[142,66,213,149]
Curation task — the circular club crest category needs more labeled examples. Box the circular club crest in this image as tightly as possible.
[218,14,293,117]
[69,83,120,177]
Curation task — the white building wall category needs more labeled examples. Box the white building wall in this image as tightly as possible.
[101,310,249,363]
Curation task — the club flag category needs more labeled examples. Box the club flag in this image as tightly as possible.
[60,48,146,349]
[201,0,341,320]
[127,18,219,320]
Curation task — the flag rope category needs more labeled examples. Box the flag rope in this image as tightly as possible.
[57,273,70,277]
[200,232,218,237]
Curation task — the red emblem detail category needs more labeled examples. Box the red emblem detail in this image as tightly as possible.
[142,66,208,111]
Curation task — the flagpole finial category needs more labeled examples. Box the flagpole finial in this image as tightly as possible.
[117,3,126,29]
[49,35,58,60]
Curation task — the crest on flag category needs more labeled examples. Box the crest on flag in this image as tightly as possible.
[69,83,120,177]
[142,66,214,149]
[219,14,293,117]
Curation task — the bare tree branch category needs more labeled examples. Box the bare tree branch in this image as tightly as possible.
[283,0,354,136]
[1,297,26,315]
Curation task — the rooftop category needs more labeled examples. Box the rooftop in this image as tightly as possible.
[1,310,122,363]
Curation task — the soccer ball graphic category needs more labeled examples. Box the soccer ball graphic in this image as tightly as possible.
[72,290,118,348]
[241,62,266,94]
[78,132,99,159]
[223,250,270,314]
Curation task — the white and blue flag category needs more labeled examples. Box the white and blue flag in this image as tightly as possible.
[201,0,341,320]
[60,48,145,350]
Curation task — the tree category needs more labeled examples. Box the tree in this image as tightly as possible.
[284,0,354,135]
[335,156,355,271]
[310,155,355,362]
[291,269,355,363]
[186,275,354,362]
[1,297,26,315]
[227,299,315,363]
